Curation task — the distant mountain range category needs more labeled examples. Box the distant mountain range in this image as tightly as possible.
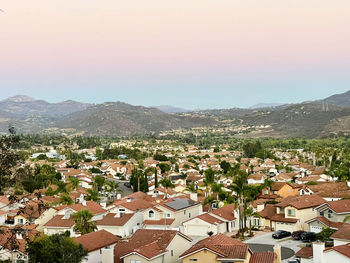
[154,105,191,113]
[0,90,350,137]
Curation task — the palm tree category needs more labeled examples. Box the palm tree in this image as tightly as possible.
[229,170,249,239]
[73,209,97,235]
[185,183,197,193]
[244,206,261,236]
[85,188,99,202]
[68,177,80,191]
[59,193,74,205]
[211,183,223,207]
[105,180,122,200]
[160,177,175,199]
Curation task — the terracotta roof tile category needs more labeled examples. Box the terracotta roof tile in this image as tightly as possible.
[211,204,236,221]
[325,243,350,258]
[96,213,134,226]
[270,213,298,223]
[44,215,75,228]
[275,194,325,210]
[75,230,119,252]
[249,251,276,263]
[143,218,175,226]
[180,234,249,259]
[296,246,313,259]
[331,224,350,240]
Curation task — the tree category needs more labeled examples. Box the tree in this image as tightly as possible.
[0,127,22,193]
[154,168,159,188]
[27,233,87,263]
[316,228,337,242]
[244,206,260,236]
[94,175,105,191]
[185,183,197,193]
[73,209,97,235]
[220,160,231,174]
[60,193,74,205]
[68,177,80,191]
[157,163,171,174]
[105,180,122,199]
[159,177,174,199]
[85,188,99,202]
[229,170,249,239]
[243,141,262,158]
[211,183,223,207]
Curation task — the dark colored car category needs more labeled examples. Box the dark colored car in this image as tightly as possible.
[288,259,300,263]
[292,230,307,240]
[300,232,316,242]
[272,230,291,239]
[124,182,131,188]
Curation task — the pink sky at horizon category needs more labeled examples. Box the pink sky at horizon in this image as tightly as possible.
[0,0,349,108]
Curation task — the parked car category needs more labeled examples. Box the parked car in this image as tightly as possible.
[300,232,316,242]
[124,182,131,188]
[292,230,306,240]
[288,259,300,263]
[272,230,291,239]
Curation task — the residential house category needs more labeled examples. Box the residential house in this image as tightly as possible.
[179,234,254,263]
[114,229,192,263]
[260,182,301,199]
[305,200,350,233]
[75,230,119,263]
[143,197,202,230]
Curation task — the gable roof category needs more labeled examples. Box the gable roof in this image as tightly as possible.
[275,194,325,210]
[56,201,106,215]
[305,216,347,230]
[96,213,134,226]
[296,246,313,259]
[184,213,225,225]
[249,251,276,263]
[210,204,236,221]
[75,230,119,252]
[331,224,350,241]
[114,229,191,263]
[180,234,250,260]
[324,243,350,258]
[316,200,350,214]
[43,215,75,228]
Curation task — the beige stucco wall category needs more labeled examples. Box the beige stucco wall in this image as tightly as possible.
[285,206,317,231]
[182,249,250,263]
[123,254,164,263]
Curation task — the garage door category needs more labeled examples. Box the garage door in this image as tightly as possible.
[276,222,294,232]
[185,225,209,236]
[310,226,323,233]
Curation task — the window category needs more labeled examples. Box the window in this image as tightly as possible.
[328,210,333,219]
[264,189,269,194]
[320,211,324,216]
[18,218,24,225]
[148,210,155,219]
[189,259,198,262]
[184,210,186,215]
[287,209,295,217]
[171,250,174,256]
[280,208,285,214]
[164,213,171,218]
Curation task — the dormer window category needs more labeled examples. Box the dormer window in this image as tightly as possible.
[148,210,155,219]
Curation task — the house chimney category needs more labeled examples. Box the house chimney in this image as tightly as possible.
[273,245,281,263]
[313,241,325,263]
[101,247,114,263]
[190,193,198,202]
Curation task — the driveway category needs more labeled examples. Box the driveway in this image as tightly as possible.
[244,232,306,262]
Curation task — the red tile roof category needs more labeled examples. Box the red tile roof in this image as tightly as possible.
[96,213,134,226]
[180,234,250,260]
[114,229,191,263]
[275,194,325,210]
[325,243,350,258]
[43,215,75,228]
[305,216,348,230]
[143,218,175,226]
[211,204,236,221]
[249,251,276,263]
[75,230,119,252]
[322,200,350,213]
[270,213,298,223]
[331,224,350,241]
[56,201,106,215]
[296,246,313,259]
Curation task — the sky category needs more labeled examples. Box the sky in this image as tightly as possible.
[0,0,349,109]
